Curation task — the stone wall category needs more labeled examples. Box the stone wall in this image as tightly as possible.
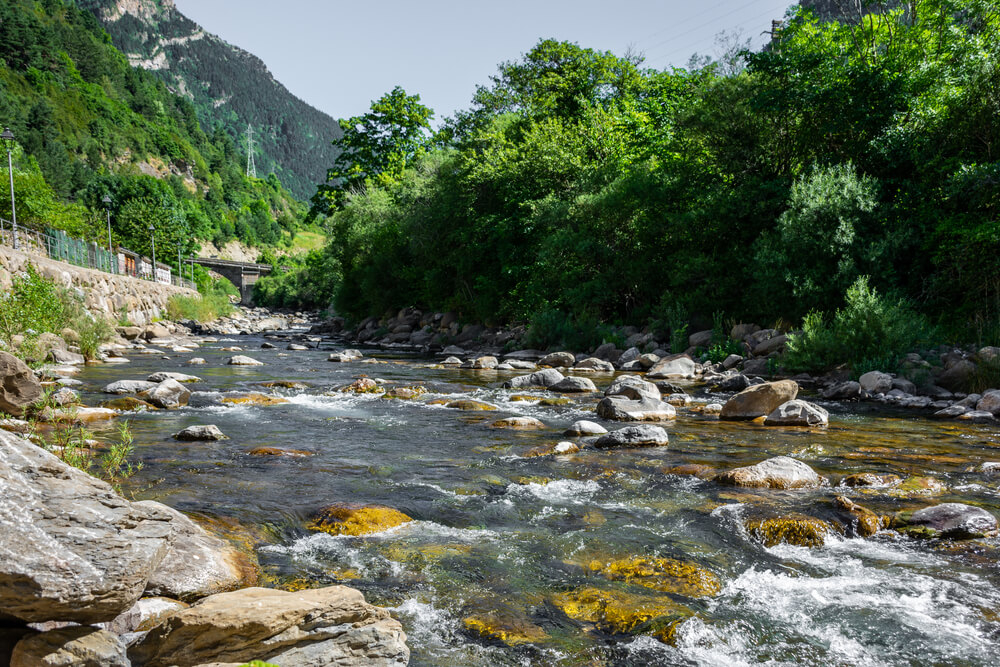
[0,245,198,325]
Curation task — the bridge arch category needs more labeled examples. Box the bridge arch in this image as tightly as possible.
[193,258,272,306]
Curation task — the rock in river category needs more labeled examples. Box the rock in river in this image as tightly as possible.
[490,416,546,430]
[893,503,999,540]
[763,399,829,427]
[0,430,172,623]
[715,456,822,490]
[172,424,228,441]
[605,375,660,402]
[0,352,42,417]
[594,425,669,448]
[147,372,202,383]
[720,380,799,420]
[128,586,409,667]
[103,379,158,394]
[226,355,264,366]
[549,376,598,393]
[596,395,676,422]
[308,504,413,536]
[145,378,192,409]
[564,420,608,436]
[135,501,257,601]
[503,368,564,390]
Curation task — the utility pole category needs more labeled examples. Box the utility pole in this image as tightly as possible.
[245,123,257,178]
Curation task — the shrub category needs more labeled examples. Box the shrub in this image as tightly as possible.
[167,279,235,322]
[0,265,66,348]
[784,276,932,374]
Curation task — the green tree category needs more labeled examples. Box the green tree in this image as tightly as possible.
[311,86,433,215]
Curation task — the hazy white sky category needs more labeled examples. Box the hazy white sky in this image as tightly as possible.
[174,0,796,121]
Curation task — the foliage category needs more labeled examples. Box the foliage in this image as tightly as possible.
[311,87,433,215]
[0,0,308,266]
[521,309,623,352]
[784,276,932,374]
[167,280,234,322]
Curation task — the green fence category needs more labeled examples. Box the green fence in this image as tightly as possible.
[46,228,118,273]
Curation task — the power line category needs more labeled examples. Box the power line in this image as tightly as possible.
[638,0,733,42]
[639,0,779,57]
[647,5,788,67]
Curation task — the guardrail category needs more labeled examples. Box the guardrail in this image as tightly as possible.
[0,217,195,290]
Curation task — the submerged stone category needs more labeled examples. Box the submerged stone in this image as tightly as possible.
[586,556,721,597]
[445,399,498,411]
[552,587,691,640]
[220,393,289,407]
[308,504,413,536]
[490,416,546,430]
[744,516,833,547]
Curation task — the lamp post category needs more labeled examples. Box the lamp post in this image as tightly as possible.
[189,254,195,286]
[148,224,156,281]
[1,127,17,250]
[101,194,112,262]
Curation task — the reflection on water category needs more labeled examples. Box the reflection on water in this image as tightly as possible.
[71,336,1000,666]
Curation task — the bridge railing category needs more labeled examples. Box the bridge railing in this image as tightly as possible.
[1,218,195,290]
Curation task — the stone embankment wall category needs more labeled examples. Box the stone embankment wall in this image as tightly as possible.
[0,245,197,325]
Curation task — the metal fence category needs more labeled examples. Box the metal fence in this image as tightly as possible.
[0,217,195,290]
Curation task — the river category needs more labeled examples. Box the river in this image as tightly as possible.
[71,332,1000,666]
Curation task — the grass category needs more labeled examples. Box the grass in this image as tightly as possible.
[166,292,234,322]
[281,229,327,255]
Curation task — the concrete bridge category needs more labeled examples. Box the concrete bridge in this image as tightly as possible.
[193,258,272,305]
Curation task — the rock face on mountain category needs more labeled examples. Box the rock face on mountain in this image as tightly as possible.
[78,0,341,200]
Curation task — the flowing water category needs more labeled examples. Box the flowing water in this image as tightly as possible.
[72,333,1000,666]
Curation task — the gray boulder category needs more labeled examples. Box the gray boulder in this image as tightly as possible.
[564,420,608,436]
[822,380,862,400]
[977,390,1000,416]
[539,351,576,367]
[503,368,564,389]
[859,371,893,394]
[48,348,85,366]
[103,379,157,395]
[0,352,42,417]
[226,355,264,366]
[646,353,697,379]
[605,375,660,402]
[574,357,615,372]
[896,503,998,540]
[10,627,128,667]
[715,456,821,490]
[938,359,977,393]
[594,425,669,448]
[720,380,799,420]
[752,334,787,357]
[470,356,498,369]
[549,376,598,393]
[764,400,829,427]
[596,395,676,421]
[0,431,172,623]
[146,379,191,410]
[617,347,642,365]
[172,425,227,441]
[147,372,201,383]
[136,501,254,602]
[129,586,409,667]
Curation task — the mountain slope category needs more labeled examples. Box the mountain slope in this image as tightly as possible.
[77,0,341,200]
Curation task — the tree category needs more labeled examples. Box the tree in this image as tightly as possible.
[311,86,433,215]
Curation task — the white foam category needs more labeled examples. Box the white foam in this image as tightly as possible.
[506,478,602,505]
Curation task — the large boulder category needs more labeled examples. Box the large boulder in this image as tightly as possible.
[894,503,998,540]
[48,348,85,366]
[859,371,893,394]
[714,456,822,490]
[720,380,799,420]
[594,425,669,448]
[0,431,172,623]
[10,627,128,667]
[821,380,862,400]
[103,379,157,395]
[135,501,256,601]
[0,352,42,417]
[604,375,660,402]
[646,354,697,379]
[172,425,227,441]
[763,400,829,427]
[976,390,1000,416]
[503,368,564,389]
[937,359,977,393]
[226,355,264,366]
[596,395,676,421]
[751,334,787,357]
[549,376,597,393]
[539,351,576,367]
[145,379,191,409]
[129,586,409,667]
[574,357,615,372]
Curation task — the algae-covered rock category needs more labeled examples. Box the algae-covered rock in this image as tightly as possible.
[490,416,546,430]
[461,602,548,646]
[552,587,691,640]
[744,516,833,547]
[445,399,498,411]
[381,385,426,400]
[220,393,289,407]
[339,378,382,394]
[101,396,156,412]
[308,504,413,536]
[833,496,889,538]
[586,556,721,597]
[839,473,901,488]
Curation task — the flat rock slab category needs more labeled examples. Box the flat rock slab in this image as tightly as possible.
[503,369,564,390]
[715,456,821,490]
[646,354,697,379]
[226,355,264,366]
[103,379,157,395]
[596,395,676,422]
[147,372,202,383]
[10,627,128,667]
[0,431,172,623]
[594,425,669,448]
[129,586,409,667]
[549,377,598,393]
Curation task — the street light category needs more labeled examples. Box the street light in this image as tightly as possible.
[101,194,112,262]
[1,127,17,250]
[148,224,156,281]
[189,253,195,285]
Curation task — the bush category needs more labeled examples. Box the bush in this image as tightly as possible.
[167,279,235,322]
[784,276,932,375]
[522,309,622,352]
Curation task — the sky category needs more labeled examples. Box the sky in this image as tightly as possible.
[173,0,797,122]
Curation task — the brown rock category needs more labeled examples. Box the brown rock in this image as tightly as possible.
[0,351,42,417]
[720,380,799,420]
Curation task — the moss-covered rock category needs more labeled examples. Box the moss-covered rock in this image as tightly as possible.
[338,378,382,394]
[833,495,889,537]
[307,504,413,536]
[744,516,833,547]
[101,396,157,412]
[552,587,691,640]
[445,399,498,411]
[220,393,289,407]
[586,556,721,598]
[490,416,546,430]
[381,385,426,400]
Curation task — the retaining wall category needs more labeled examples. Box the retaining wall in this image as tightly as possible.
[0,245,198,325]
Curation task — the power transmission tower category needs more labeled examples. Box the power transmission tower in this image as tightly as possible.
[245,123,257,178]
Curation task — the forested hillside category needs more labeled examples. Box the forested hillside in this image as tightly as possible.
[0,0,306,271]
[261,0,1000,352]
[77,0,342,200]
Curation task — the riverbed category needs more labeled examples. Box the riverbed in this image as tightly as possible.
[72,333,1000,666]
